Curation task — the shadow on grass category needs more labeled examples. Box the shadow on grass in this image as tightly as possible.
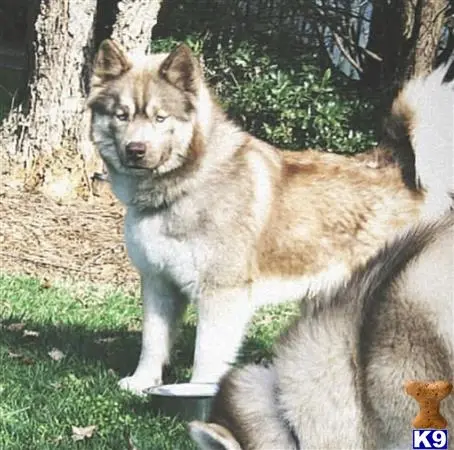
[0,316,198,384]
[0,315,204,449]
[0,312,277,383]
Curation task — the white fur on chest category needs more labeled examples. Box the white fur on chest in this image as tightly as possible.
[124,209,199,293]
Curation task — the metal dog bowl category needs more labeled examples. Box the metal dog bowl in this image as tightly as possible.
[147,383,218,422]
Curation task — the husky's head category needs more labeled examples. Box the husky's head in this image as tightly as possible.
[189,421,242,450]
[88,40,209,178]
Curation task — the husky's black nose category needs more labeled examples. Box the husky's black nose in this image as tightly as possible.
[126,142,146,160]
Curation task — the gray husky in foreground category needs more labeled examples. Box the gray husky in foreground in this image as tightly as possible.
[190,210,454,450]
[87,38,453,395]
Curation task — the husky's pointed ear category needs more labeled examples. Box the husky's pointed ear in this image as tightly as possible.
[188,421,242,450]
[159,43,201,94]
[93,39,131,80]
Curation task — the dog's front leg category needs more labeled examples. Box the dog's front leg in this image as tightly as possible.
[119,274,187,394]
[191,288,255,384]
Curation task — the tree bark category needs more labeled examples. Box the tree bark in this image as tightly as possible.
[111,0,163,53]
[0,0,97,163]
[0,0,163,199]
[363,0,448,111]
[401,0,448,80]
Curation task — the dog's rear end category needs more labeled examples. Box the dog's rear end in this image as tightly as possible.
[362,213,454,449]
[190,211,454,450]
[276,210,453,450]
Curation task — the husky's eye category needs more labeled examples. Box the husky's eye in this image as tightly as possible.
[156,114,168,123]
[115,111,129,121]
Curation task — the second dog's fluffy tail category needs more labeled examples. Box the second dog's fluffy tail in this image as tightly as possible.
[382,59,454,220]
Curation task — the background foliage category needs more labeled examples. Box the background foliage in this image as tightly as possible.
[1,0,452,154]
[151,35,378,153]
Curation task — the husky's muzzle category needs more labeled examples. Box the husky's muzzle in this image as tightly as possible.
[124,141,167,170]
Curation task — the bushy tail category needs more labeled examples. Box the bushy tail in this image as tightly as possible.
[381,59,454,220]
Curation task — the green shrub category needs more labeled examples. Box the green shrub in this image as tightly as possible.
[150,36,377,153]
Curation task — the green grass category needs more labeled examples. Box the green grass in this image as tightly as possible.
[0,273,298,449]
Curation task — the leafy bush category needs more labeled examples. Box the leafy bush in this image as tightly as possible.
[150,36,377,153]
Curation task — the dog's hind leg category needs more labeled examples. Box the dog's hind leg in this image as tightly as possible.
[190,288,255,384]
[118,274,188,394]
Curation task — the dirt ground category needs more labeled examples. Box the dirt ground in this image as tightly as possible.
[0,176,140,289]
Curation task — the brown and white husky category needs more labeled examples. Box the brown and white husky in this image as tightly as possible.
[87,40,453,394]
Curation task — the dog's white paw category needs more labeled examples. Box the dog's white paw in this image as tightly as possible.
[118,375,162,395]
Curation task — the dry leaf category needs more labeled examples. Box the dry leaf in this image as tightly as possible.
[7,351,34,364]
[71,425,96,442]
[48,348,65,361]
[23,330,40,337]
[52,435,63,444]
[7,323,25,332]
[21,357,35,365]
[41,278,52,289]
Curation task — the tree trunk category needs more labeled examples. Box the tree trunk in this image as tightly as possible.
[363,0,447,112]
[111,0,163,53]
[0,0,97,162]
[401,0,447,80]
[0,0,163,199]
